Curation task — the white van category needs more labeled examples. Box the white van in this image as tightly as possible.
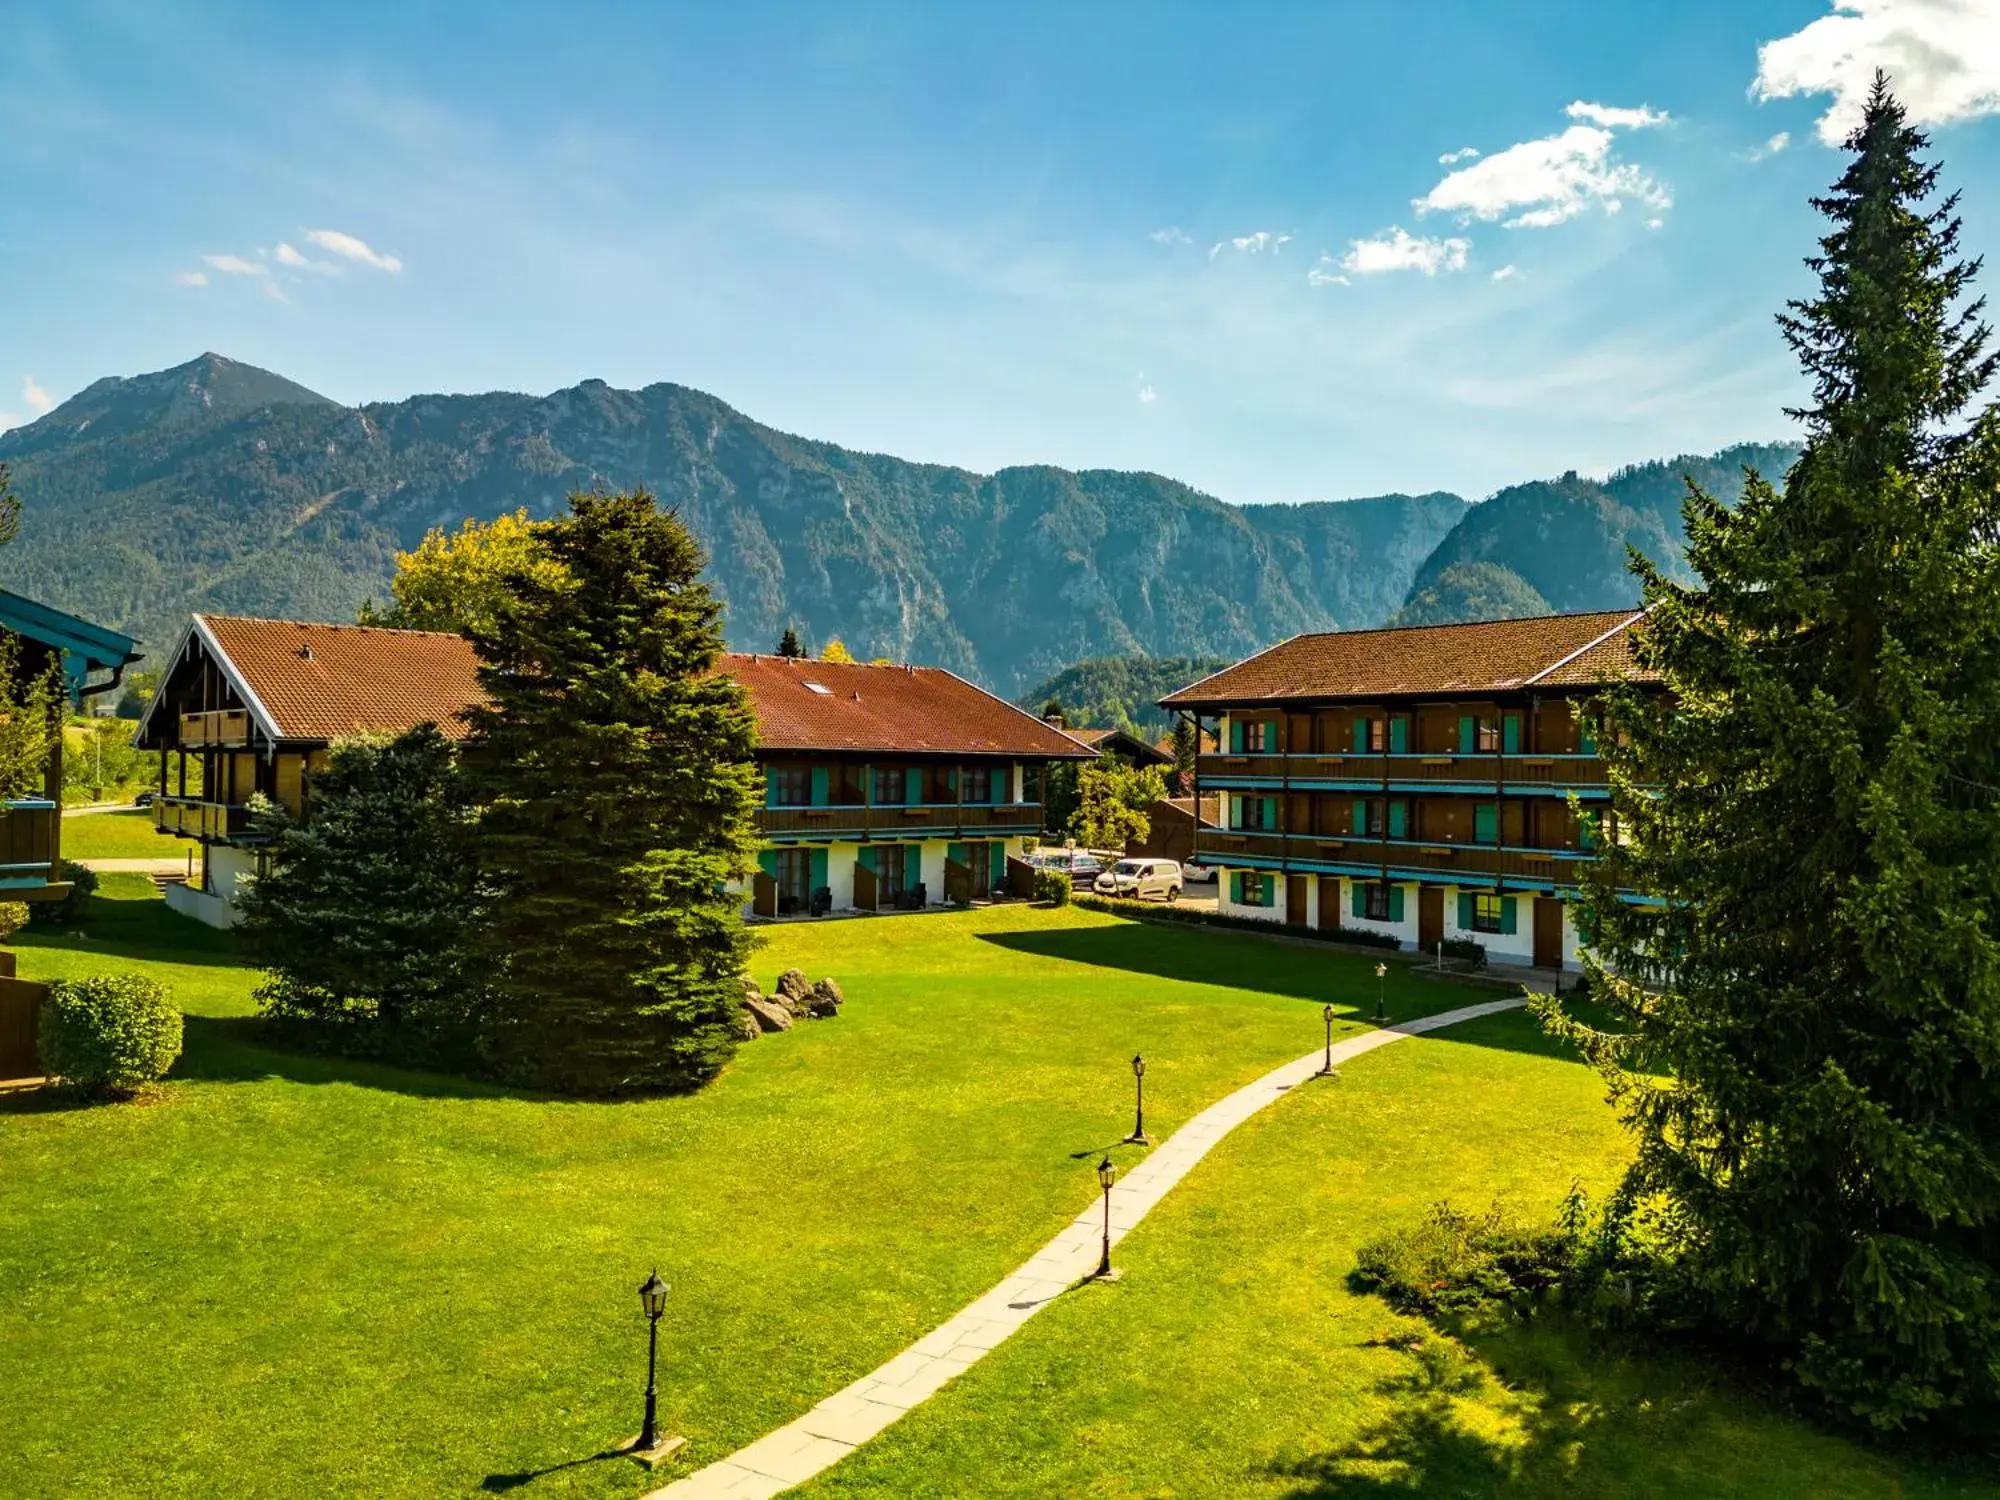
[1094,859,1183,902]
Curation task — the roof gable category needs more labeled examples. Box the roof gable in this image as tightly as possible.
[1158,609,1653,708]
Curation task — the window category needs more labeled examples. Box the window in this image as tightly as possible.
[1474,802,1498,844]
[871,766,906,805]
[1472,893,1505,933]
[964,766,993,803]
[1352,798,1385,836]
[1232,795,1276,831]
[1475,717,1501,753]
[769,766,810,806]
[1234,870,1273,907]
[1352,716,1385,753]
[1363,882,1393,921]
[1233,719,1272,753]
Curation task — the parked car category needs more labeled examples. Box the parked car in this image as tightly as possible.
[1029,847,1108,889]
[1095,858,1183,902]
[133,790,156,808]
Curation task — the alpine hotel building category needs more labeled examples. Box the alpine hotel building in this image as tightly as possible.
[1159,609,1656,971]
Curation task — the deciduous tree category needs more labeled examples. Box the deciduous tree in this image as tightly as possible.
[364,510,566,637]
[1068,760,1167,852]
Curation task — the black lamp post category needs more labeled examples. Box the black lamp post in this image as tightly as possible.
[1124,1053,1153,1145]
[1317,1002,1338,1077]
[1374,962,1389,1024]
[637,1270,669,1452]
[1095,1156,1119,1279]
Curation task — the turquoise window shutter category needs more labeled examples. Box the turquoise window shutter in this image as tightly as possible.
[1388,801,1407,839]
[1475,803,1498,843]
[1503,715,1521,754]
[1501,896,1518,935]
[1580,720,1598,755]
[947,841,966,865]
[906,767,924,805]
[810,767,829,806]
[1230,719,1244,753]
[904,845,922,888]
[857,845,877,872]
[1352,799,1366,835]
[1458,716,1475,754]
[764,773,779,808]
[1579,813,1598,850]
[1350,882,1365,920]
[810,847,828,892]
[991,843,1006,887]
[1458,892,1474,930]
[1390,717,1408,754]
[1230,872,1243,904]
[1389,886,1406,923]
[1353,718,1368,753]
[1263,798,1278,831]
[757,849,777,877]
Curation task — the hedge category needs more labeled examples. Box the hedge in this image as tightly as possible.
[37,973,183,1098]
[1072,891,1402,949]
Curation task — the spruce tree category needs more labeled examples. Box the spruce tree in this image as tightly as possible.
[465,490,761,1095]
[777,626,803,658]
[1553,79,2000,1430]
[238,726,483,1067]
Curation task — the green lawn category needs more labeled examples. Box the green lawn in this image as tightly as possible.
[0,881,1491,1499]
[60,807,180,861]
[797,1008,1994,1499]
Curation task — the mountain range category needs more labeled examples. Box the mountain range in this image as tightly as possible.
[0,353,1799,693]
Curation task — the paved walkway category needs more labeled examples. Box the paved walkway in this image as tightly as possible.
[74,858,191,875]
[647,994,1527,1500]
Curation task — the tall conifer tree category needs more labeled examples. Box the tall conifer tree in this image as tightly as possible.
[466,490,760,1095]
[1553,79,2000,1429]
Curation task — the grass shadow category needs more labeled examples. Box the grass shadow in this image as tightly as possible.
[478,1445,629,1492]
[173,1013,533,1102]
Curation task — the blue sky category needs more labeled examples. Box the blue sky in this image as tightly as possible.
[3,0,1998,503]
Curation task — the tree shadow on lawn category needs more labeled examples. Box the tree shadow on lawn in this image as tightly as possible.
[1264,1315,1993,1498]
[171,1013,532,1102]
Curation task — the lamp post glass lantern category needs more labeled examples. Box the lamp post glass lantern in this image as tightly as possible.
[637,1271,669,1452]
[1124,1053,1152,1145]
[1374,962,1388,1023]
[1096,1156,1119,1278]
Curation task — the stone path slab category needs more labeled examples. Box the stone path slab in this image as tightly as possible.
[646,995,1526,1500]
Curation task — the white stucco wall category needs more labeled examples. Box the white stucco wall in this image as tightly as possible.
[1337,881,1418,949]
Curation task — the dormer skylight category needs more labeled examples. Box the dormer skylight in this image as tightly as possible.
[804,681,832,695]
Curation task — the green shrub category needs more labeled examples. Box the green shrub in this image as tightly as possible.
[1351,1200,1579,1318]
[37,973,183,1097]
[28,860,99,928]
[0,901,28,941]
[1072,891,1401,949]
[1439,937,1487,969]
[1033,868,1072,906]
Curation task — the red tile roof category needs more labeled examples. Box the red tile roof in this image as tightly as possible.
[1158,609,1654,708]
[722,654,1095,758]
[196,615,486,741]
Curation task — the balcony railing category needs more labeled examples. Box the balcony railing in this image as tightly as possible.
[1196,752,1611,788]
[0,799,58,892]
[1195,827,1593,884]
[154,796,253,841]
[756,802,1044,840]
[179,709,252,749]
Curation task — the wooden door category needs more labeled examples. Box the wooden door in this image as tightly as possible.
[1534,897,1565,969]
[752,872,777,918]
[1418,885,1445,952]
[1284,874,1309,927]
[1316,876,1341,932]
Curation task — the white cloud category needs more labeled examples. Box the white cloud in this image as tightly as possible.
[1565,100,1671,130]
[1150,227,1192,246]
[1648,217,1665,230]
[1754,0,2000,145]
[305,228,403,272]
[1491,264,1521,281]
[1417,121,1671,229]
[275,241,340,273]
[1208,230,1292,259]
[1137,375,1158,404]
[202,253,270,276]
[1438,146,1481,164]
[21,378,53,415]
[1306,259,1350,287]
[1337,227,1471,277]
[177,271,209,287]
[1765,130,1792,154]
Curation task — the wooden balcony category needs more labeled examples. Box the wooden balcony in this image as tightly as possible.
[0,799,59,895]
[756,802,1044,840]
[153,796,253,841]
[1195,827,1593,885]
[1196,752,1611,789]
[179,709,252,749]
